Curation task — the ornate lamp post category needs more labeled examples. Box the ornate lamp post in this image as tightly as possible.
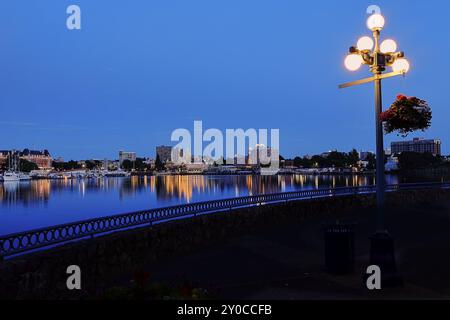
[339,13,409,285]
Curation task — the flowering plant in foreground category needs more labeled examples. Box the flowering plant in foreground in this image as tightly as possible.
[380,94,432,136]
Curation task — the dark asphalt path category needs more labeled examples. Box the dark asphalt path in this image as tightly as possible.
[141,198,450,299]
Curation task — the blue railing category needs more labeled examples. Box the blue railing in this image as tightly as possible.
[1,182,449,259]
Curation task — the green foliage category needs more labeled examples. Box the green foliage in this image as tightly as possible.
[365,153,376,170]
[135,158,148,171]
[52,160,82,171]
[19,159,38,172]
[121,159,134,170]
[85,160,100,170]
[347,149,360,166]
[155,154,165,171]
[291,150,360,168]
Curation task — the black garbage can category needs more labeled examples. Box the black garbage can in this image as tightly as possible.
[324,222,355,275]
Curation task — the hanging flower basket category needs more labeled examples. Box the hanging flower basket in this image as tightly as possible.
[380,94,432,136]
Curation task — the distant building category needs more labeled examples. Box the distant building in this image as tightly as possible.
[119,151,136,167]
[248,144,272,165]
[20,149,52,169]
[156,145,172,163]
[391,138,441,156]
[0,150,9,168]
[184,163,208,173]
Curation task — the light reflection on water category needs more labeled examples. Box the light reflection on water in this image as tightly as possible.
[0,173,441,234]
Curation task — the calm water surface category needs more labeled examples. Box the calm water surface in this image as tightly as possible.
[0,174,444,234]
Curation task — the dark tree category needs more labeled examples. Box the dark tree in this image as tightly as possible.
[347,149,360,166]
[155,154,165,171]
[135,158,148,171]
[52,160,82,171]
[121,159,134,170]
[85,160,97,170]
[19,159,38,172]
[397,152,442,170]
[365,153,376,170]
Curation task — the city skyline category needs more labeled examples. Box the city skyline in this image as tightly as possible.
[0,136,445,165]
[1,1,449,159]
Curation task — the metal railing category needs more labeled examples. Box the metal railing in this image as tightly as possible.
[1,182,449,259]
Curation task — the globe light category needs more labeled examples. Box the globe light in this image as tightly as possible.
[344,54,363,71]
[392,58,410,73]
[380,39,397,53]
[367,14,385,31]
[357,36,374,51]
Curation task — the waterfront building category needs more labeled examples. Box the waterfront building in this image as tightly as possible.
[184,163,208,173]
[20,149,53,169]
[0,149,53,170]
[156,145,172,163]
[119,151,136,167]
[391,138,441,156]
[0,151,8,168]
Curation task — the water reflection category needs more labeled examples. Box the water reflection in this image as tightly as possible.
[0,174,407,207]
[0,173,445,234]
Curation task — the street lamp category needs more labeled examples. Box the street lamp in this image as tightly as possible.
[340,13,408,286]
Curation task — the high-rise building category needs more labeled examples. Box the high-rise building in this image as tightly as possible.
[118,151,136,167]
[391,138,441,156]
[156,145,172,163]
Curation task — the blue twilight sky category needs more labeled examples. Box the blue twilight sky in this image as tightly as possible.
[0,0,449,160]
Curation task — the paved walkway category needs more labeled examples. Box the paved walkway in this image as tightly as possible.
[139,198,450,299]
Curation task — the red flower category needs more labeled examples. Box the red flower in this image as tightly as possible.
[380,109,394,122]
[382,94,431,136]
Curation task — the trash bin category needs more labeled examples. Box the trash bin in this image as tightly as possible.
[324,222,355,275]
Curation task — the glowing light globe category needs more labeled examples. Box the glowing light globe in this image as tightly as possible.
[380,39,397,53]
[357,36,374,51]
[367,14,385,30]
[392,58,410,73]
[344,54,363,71]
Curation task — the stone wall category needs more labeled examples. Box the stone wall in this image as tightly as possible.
[0,189,449,299]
